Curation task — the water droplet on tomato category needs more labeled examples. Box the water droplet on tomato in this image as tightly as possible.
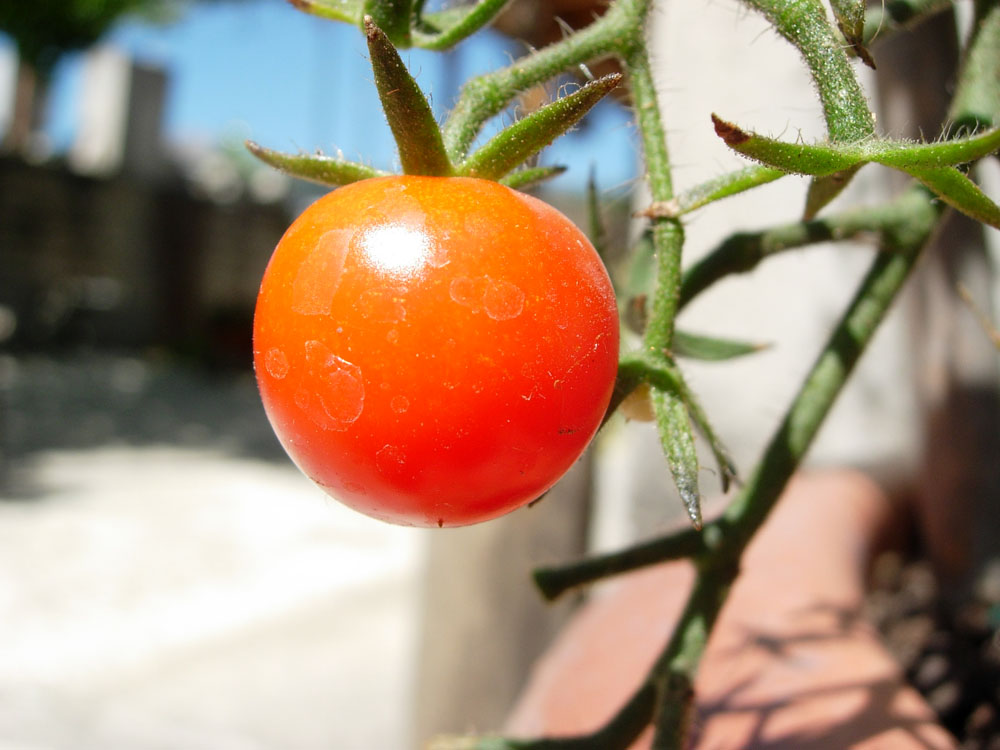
[375,444,405,474]
[391,395,409,414]
[292,228,352,315]
[448,276,483,310]
[483,279,525,321]
[300,340,365,431]
[264,348,289,379]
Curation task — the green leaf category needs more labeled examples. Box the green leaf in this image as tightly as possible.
[673,373,738,493]
[803,167,858,219]
[711,114,857,176]
[245,141,390,186]
[673,330,768,361]
[457,74,622,181]
[413,0,509,50]
[363,0,412,46]
[365,16,453,176]
[874,127,1000,169]
[638,166,785,218]
[905,166,1000,230]
[288,0,362,25]
[498,165,566,190]
[621,230,655,333]
[652,386,703,530]
[586,168,609,263]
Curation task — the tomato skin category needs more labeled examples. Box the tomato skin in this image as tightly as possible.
[253,176,619,527]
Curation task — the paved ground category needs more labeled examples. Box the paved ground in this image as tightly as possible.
[0,354,423,750]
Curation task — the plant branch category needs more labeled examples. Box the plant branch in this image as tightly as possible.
[677,185,936,309]
[947,0,1000,134]
[534,185,941,609]
[637,165,785,218]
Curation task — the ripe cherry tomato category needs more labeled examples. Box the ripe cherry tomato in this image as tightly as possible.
[253,176,619,527]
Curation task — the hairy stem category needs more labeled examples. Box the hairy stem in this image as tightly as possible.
[441,0,649,161]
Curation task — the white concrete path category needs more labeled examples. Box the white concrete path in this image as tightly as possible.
[1,358,423,750]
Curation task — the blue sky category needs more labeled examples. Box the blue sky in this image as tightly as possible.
[1,0,637,192]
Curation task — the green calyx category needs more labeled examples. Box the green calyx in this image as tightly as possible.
[248,13,618,187]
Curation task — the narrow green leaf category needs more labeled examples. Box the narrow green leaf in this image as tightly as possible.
[715,115,1000,176]
[245,141,389,186]
[652,386,703,530]
[620,230,656,333]
[712,114,857,176]
[287,0,362,24]
[586,168,609,263]
[365,16,453,177]
[803,167,858,219]
[671,368,738,493]
[413,0,509,50]
[457,74,622,181]
[872,126,1000,169]
[638,166,785,218]
[498,165,566,190]
[674,330,768,361]
[905,165,1000,230]
[625,229,656,297]
[363,0,412,46]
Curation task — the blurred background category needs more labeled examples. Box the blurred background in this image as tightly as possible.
[2,1,999,748]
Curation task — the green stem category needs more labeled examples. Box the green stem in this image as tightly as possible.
[947,0,1000,134]
[535,185,941,603]
[678,186,933,309]
[441,0,649,162]
[716,194,941,550]
[647,560,737,750]
[626,42,684,353]
[742,0,875,143]
[533,526,710,601]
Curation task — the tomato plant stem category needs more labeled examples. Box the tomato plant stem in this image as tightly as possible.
[440,0,650,163]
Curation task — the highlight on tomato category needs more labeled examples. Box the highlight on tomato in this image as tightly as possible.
[253,175,619,527]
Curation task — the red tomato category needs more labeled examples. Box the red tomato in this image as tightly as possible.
[253,176,619,527]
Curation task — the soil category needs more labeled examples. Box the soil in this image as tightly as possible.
[865,554,1000,750]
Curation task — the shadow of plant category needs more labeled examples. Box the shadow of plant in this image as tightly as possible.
[693,601,952,749]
